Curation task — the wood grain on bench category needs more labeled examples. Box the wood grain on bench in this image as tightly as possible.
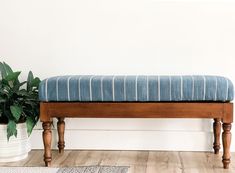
[40,102,233,169]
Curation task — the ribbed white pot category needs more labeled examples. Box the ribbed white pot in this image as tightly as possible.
[0,122,31,162]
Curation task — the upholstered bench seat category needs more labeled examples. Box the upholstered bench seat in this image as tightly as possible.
[39,75,234,169]
[39,75,234,102]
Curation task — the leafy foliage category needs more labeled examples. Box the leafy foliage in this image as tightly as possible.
[0,62,41,140]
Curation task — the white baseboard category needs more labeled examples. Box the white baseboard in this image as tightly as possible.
[30,129,214,151]
[31,118,220,151]
[34,118,213,131]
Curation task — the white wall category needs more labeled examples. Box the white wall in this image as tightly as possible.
[1,0,235,151]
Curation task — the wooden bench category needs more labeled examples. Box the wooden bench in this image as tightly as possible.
[39,75,234,168]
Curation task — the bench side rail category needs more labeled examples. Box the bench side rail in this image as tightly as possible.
[40,102,233,123]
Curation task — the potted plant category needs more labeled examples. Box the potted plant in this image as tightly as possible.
[0,62,40,162]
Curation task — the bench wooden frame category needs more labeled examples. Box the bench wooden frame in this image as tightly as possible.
[40,102,233,169]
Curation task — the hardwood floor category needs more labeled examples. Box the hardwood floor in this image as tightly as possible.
[0,150,235,173]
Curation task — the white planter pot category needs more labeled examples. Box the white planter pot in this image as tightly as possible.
[0,122,31,162]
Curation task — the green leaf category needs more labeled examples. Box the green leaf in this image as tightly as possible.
[16,89,29,96]
[0,98,5,103]
[5,71,21,81]
[3,62,13,75]
[26,116,36,136]
[1,79,9,86]
[7,120,17,140]
[31,77,41,88]
[0,62,7,78]
[27,71,34,91]
[10,105,22,121]
[13,81,27,92]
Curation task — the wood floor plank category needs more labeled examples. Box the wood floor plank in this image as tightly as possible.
[146,151,182,173]
[83,150,105,166]
[117,151,148,166]
[128,164,147,173]
[0,150,38,167]
[116,151,148,173]
[58,150,89,166]
[24,150,51,167]
[52,150,72,167]
[1,150,235,173]
[100,151,121,166]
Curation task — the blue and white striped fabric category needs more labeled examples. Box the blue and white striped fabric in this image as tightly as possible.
[39,75,234,102]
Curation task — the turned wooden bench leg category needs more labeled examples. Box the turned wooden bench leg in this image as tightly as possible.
[213,118,221,154]
[57,117,65,153]
[222,122,232,169]
[42,122,52,167]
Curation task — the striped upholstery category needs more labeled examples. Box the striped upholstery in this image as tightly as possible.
[39,75,234,102]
